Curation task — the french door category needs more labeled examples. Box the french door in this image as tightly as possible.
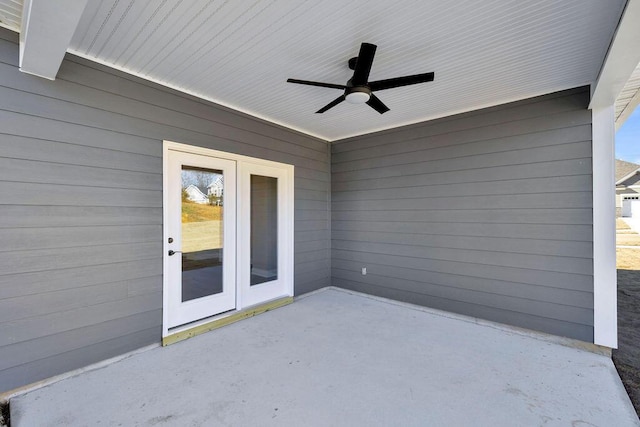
[163,142,293,333]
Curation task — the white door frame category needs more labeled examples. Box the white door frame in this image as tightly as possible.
[162,141,294,338]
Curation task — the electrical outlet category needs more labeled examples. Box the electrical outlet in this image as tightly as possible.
[361,267,367,275]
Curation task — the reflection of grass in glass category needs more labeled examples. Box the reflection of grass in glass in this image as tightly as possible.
[182,201,223,222]
[182,201,223,252]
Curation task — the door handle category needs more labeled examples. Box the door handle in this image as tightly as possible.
[168,250,182,256]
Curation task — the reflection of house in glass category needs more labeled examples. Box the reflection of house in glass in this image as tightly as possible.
[184,184,208,204]
[207,176,224,206]
[616,159,640,217]
[181,168,224,205]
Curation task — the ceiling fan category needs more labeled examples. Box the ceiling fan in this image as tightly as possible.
[287,42,434,114]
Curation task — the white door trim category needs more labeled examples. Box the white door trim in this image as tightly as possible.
[162,141,294,338]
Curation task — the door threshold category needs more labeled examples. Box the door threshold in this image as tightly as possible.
[162,296,293,346]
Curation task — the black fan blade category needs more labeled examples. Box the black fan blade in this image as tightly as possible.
[351,43,377,86]
[366,94,390,114]
[316,95,346,113]
[287,78,346,90]
[368,72,434,91]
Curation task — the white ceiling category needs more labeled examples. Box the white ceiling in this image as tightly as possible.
[1,0,630,141]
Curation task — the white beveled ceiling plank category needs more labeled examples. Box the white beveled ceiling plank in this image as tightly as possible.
[0,0,22,31]
[19,0,88,79]
[66,0,626,141]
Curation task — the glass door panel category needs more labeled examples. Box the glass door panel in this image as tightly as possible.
[181,166,224,301]
[250,175,278,286]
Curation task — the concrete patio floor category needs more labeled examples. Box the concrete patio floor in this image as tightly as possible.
[9,288,640,426]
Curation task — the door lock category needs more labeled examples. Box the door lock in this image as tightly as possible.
[168,250,182,256]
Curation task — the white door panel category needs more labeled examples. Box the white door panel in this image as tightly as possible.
[166,150,236,328]
[238,162,293,308]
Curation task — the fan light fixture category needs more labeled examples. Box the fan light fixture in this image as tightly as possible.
[345,91,370,104]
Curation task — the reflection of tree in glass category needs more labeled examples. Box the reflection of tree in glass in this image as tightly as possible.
[181,169,214,190]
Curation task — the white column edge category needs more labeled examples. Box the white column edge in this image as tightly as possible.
[19,0,88,79]
[592,105,617,348]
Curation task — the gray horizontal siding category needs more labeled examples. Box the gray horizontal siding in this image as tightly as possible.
[1,225,162,252]
[0,326,160,395]
[0,206,163,228]
[331,86,594,342]
[332,240,592,275]
[332,249,592,292]
[0,29,330,392]
[0,157,162,190]
[333,175,593,200]
[332,231,592,258]
[332,221,593,241]
[332,208,594,225]
[332,260,592,308]
[333,140,591,182]
[334,158,592,191]
[332,87,592,154]
[0,311,160,372]
[0,260,163,300]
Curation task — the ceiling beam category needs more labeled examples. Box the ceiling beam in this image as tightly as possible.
[19,0,88,80]
[590,0,640,110]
